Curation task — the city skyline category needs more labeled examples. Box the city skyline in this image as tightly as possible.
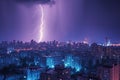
[0,1,120,79]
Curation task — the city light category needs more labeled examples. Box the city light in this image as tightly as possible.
[46,57,55,68]
[64,55,82,72]
[27,69,40,80]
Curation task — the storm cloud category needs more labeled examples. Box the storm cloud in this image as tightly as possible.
[15,0,55,5]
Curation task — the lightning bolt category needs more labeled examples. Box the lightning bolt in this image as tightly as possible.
[39,5,44,42]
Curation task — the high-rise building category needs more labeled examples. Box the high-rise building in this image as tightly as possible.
[111,64,120,80]
[97,64,120,80]
[97,65,112,80]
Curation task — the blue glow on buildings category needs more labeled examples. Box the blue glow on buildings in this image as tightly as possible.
[64,55,82,72]
[74,62,81,72]
[46,57,55,68]
[64,55,73,67]
[27,69,40,80]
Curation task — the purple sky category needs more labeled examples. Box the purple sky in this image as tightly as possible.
[0,0,120,43]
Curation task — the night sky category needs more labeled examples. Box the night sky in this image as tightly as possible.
[0,0,120,43]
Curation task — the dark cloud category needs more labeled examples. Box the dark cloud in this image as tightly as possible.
[16,0,55,4]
